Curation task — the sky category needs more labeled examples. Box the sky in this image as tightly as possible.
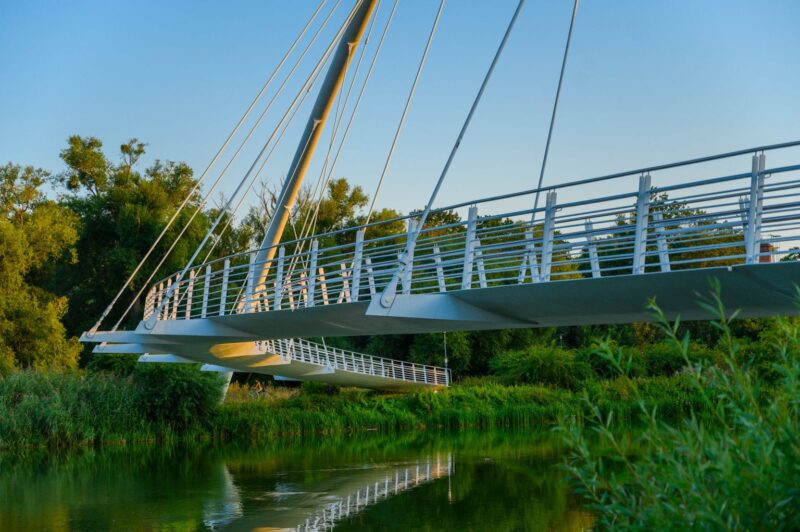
[1,0,799,217]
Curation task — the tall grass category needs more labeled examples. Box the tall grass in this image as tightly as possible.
[0,368,703,452]
[558,280,800,530]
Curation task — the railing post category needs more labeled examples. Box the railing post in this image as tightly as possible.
[518,228,541,283]
[351,228,365,301]
[746,153,765,263]
[319,267,329,305]
[433,245,446,292]
[308,239,318,307]
[653,211,671,272]
[156,282,164,320]
[201,265,211,318]
[632,173,652,275]
[171,278,179,320]
[245,252,256,313]
[144,286,155,320]
[540,191,557,281]
[365,257,376,296]
[584,220,601,278]
[461,206,478,290]
[338,263,351,303]
[475,240,487,288]
[402,218,417,295]
[219,258,230,316]
[185,269,195,319]
[273,246,285,310]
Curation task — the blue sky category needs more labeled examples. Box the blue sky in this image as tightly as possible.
[1,0,799,216]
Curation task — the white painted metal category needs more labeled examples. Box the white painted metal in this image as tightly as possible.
[540,191,557,282]
[584,220,601,278]
[653,211,671,272]
[461,206,478,290]
[632,173,652,275]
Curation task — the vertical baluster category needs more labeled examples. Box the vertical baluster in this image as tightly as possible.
[432,244,446,292]
[653,211,671,272]
[351,228,364,302]
[156,282,164,320]
[475,239,487,288]
[746,153,766,263]
[402,218,417,294]
[185,269,195,319]
[461,206,478,289]
[201,265,211,318]
[308,239,318,306]
[273,246,285,310]
[319,267,328,305]
[540,191,557,281]
[365,256,376,296]
[144,286,155,320]
[632,173,652,274]
[584,220,601,278]
[219,258,230,316]
[299,271,309,307]
[245,252,256,313]
[171,278,179,320]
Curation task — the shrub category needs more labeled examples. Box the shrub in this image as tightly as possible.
[559,282,800,530]
[132,364,223,429]
[491,345,592,389]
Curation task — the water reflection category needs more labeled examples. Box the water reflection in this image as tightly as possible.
[0,431,593,531]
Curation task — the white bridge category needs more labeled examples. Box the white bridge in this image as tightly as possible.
[81,1,800,390]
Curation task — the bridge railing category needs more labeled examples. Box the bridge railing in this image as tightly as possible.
[263,338,450,387]
[144,142,800,322]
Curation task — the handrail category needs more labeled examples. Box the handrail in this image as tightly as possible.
[143,146,800,326]
[264,337,450,387]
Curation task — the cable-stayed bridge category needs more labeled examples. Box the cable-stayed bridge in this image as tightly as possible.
[81,0,800,390]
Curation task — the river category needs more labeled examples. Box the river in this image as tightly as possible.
[0,429,593,531]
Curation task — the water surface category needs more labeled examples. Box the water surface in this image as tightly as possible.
[0,430,593,531]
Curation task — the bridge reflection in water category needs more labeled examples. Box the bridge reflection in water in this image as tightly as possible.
[204,455,452,531]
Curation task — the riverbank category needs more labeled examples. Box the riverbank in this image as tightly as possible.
[0,369,702,453]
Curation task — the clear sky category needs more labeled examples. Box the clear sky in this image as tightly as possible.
[2,0,799,216]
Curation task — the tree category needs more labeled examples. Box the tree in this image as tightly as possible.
[0,163,81,372]
[53,136,211,336]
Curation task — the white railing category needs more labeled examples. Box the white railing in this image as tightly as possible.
[144,142,800,323]
[296,455,452,532]
[264,338,450,387]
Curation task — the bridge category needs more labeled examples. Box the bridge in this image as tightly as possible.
[81,0,800,390]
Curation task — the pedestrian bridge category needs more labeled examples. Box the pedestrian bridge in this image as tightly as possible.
[86,142,800,389]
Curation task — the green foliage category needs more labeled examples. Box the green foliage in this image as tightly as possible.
[86,353,139,376]
[491,345,593,389]
[559,282,800,530]
[0,163,81,373]
[132,364,223,429]
[53,136,212,335]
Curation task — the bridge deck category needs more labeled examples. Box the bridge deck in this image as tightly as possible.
[84,143,800,390]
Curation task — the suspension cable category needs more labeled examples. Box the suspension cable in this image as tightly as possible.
[283,1,396,283]
[90,0,329,334]
[110,1,345,330]
[381,0,525,306]
[146,1,368,326]
[530,0,579,222]
[364,0,444,226]
[295,0,389,242]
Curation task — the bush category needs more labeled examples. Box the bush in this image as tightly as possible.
[491,345,592,389]
[559,283,800,530]
[132,364,223,429]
